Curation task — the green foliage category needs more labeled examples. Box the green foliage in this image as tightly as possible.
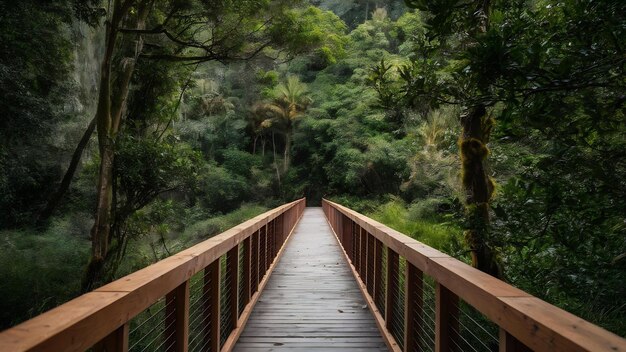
[179,204,269,246]
[368,198,463,251]
[1,0,625,338]
[0,217,90,329]
[0,0,80,226]
[196,166,252,213]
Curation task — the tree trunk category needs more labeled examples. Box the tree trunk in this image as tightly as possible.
[459,104,499,277]
[272,132,281,186]
[283,132,291,172]
[261,138,266,156]
[83,0,151,291]
[83,7,118,291]
[38,117,96,224]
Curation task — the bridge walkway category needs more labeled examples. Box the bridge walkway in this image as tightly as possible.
[234,207,387,351]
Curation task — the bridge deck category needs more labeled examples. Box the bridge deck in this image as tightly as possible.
[233,207,388,351]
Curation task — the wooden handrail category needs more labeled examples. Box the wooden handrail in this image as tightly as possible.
[322,199,626,352]
[0,198,306,352]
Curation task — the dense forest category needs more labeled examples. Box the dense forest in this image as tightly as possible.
[0,0,624,338]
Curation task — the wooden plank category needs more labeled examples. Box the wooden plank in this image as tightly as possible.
[233,208,388,352]
[500,329,532,352]
[366,233,374,296]
[404,263,422,352]
[165,280,189,352]
[435,282,459,352]
[227,246,240,334]
[0,200,307,352]
[342,215,353,261]
[206,260,220,352]
[259,225,267,280]
[499,296,626,352]
[221,205,304,352]
[323,199,626,352]
[373,238,384,310]
[385,249,399,332]
[242,237,251,309]
[251,230,259,294]
[354,224,361,273]
[360,227,367,279]
[92,323,128,352]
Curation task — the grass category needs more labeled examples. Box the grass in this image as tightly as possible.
[179,203,269,247]
[0,203,269,329]
[0,215,91,329]
[366,199,463,251]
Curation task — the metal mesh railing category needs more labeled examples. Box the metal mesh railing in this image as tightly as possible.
[220,254,234,346]
[366,234,375,296]
[238,243,245,316]
[388,255,406,349]
[421,276,438,351]
[453,300,500,352]
[188,271,212,352]
[128,297,173,352]
[259,227,267,281]
[375,242,387,316]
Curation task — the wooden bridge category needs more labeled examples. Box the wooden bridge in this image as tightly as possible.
[0,199,625,352]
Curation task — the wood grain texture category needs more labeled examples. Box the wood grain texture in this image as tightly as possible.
[323,199,626,352]
[233,208,388,352]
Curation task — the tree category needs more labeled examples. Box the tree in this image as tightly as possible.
[0,0,102,227]
[371,0,626,278]
[256,76,313,172]
[82,0,340,289]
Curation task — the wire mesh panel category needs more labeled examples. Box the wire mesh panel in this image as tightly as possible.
[238,243,245,316]
[219,255,233,347]
[375,241,387,316]
[354,224,359,266]
[449,300,500,352]
[366,233,375,296]
[387,254,405,349]
[259,226,267,281]
[359,228,367,278]
[266,220,273,269]
[420,276,438,352]
[127,297,173,352]
[405,262,423,352]
[187,270,211,352]
[251,231,259,293]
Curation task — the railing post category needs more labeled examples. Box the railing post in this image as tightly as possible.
[373,238,384,306]
[385,249,400,331]
[259,225,267,280]
[435,283,459,352]
[165,280,189,352]
[227,246,239,329]
[205,260,220,352]
[352,223,359,264]
[265,221,272,272]
[404,263,423,352]
[251,230,259,293]
[366,233,375,296]
[354,224,361,272]
[242,236,251,308]
[499,329,532,352]
[93,323,129,352]
[342,216,353,260]
[359,228,367,279]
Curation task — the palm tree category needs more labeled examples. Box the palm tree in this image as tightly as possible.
[256,76,312,172]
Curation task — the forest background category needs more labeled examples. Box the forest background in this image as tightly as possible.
[0,0,624,337]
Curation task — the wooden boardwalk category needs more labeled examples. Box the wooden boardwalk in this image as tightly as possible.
[233,207,388,352]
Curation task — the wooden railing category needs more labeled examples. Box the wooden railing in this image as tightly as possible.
[322,199,626,352]
[0,198,306,352]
